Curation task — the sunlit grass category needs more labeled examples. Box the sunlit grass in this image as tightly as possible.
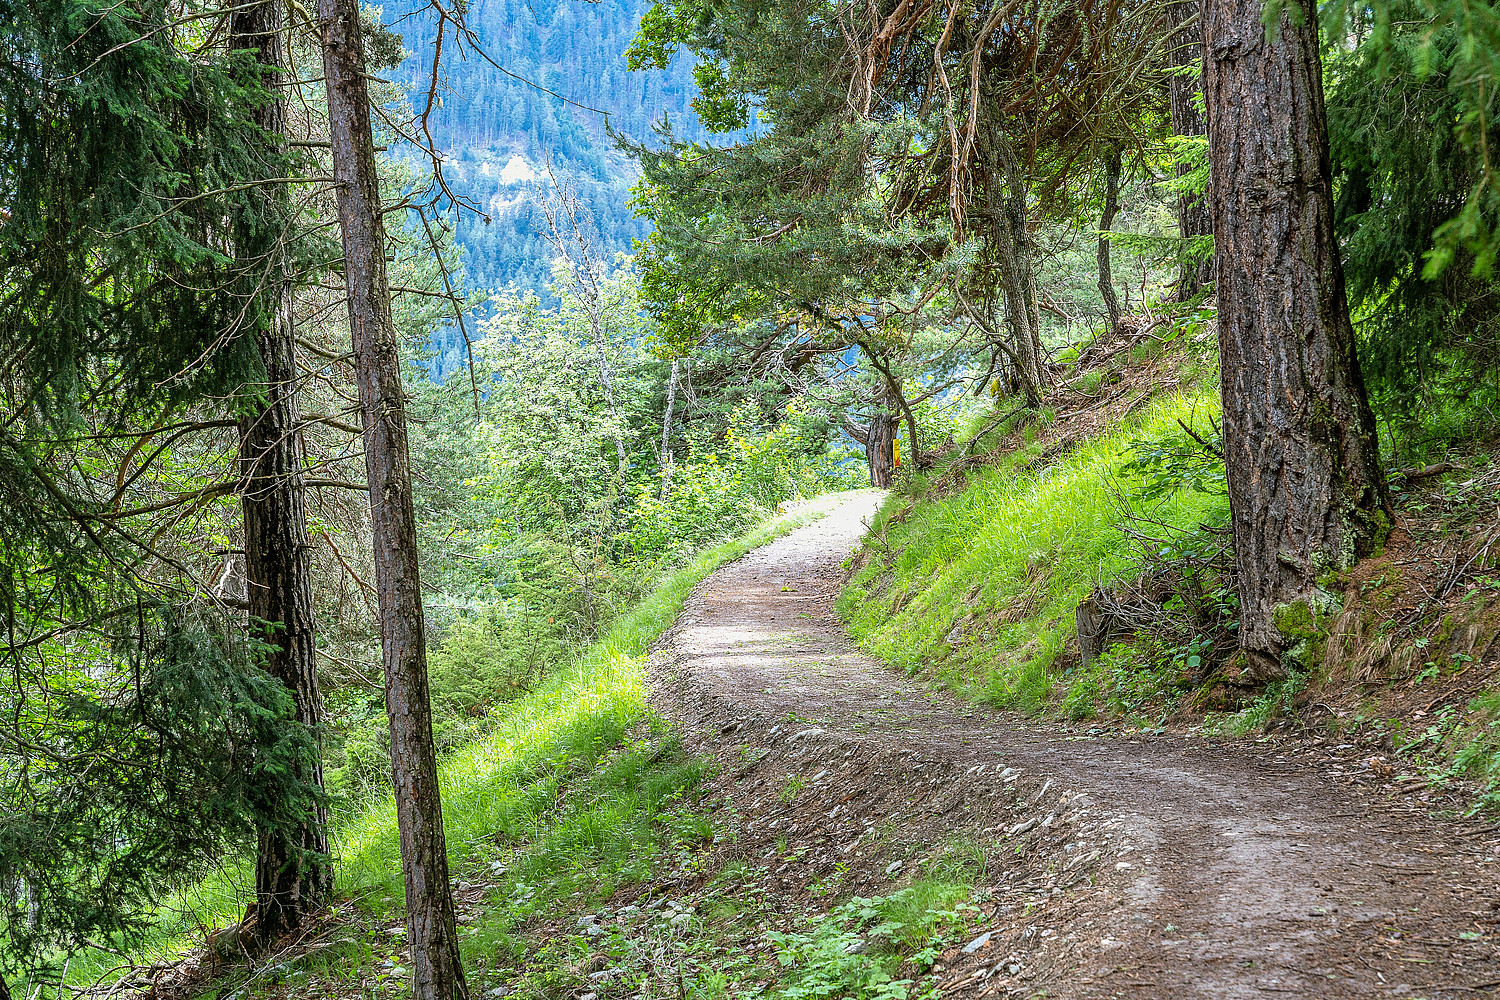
[838,386,1228,711]
[65,501,832,986]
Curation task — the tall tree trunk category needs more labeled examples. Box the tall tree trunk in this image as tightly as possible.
[1097,148,1123,330]
[985,148,1048,407]
[1172,0,1214,297]
[229,0,331,943]
[317,4,469,999]
[974,123,1046,406]
[1203,0,1390,679]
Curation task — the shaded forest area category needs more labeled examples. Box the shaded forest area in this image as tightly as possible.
[3,0,1500,996]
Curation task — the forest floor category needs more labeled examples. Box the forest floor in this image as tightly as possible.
[651,490,1500,998]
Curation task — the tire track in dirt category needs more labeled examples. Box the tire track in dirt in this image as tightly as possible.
[651,490,1500,998]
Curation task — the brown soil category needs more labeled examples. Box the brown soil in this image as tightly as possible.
[1305,459,1500,738]
[651,491,1500,998]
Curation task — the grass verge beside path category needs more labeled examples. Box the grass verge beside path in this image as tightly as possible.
[838,386,1228,715]
[68,499,834,988]
[338,497,835,905]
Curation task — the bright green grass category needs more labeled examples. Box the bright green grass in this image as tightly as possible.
[838,386,1229,712]
[64,500,833,987]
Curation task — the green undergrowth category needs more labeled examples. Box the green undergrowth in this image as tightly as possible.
[838,384,1229,715]
[1389,688,1500,811]
[66,500,836,988]
[106,482,986,999]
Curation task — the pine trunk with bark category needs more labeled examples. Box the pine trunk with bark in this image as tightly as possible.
[229,0,331,943]
[866,407,895,487]
[1203,0,1390,678]
[984,144,1048,407]
[1097,148,1123,330]
[317,3,469,999]
[1172,0,1214,296]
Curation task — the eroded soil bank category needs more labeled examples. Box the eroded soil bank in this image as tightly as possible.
[651,491,1500,998]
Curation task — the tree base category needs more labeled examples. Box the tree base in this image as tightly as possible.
[1228,648,1289,686]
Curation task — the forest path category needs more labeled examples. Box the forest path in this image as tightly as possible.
[650,490,1500,998]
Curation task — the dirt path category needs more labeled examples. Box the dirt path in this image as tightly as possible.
[651,491,1500,998]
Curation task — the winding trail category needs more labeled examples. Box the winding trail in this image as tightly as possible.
[653,491,1500,998]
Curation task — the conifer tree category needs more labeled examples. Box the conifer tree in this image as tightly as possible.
[317,1,469,997]
[229,0,333,942]
[0,1,322,980]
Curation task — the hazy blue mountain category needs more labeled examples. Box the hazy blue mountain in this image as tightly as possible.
[391,0,715,304]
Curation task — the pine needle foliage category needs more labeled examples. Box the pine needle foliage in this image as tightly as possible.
[1325,0,1500,443]
[0,0,306,419]
[1,609,321,979]
[0,4,327,980]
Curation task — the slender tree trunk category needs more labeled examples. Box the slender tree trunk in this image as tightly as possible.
[1203,0,1390,679]
[975,125,1043,406]
[229,0,331,943]
[317,3,468,999]
[984,146,1048,407]
[659,358,678,499]
[1097,148,1123,330]
[1172,0,1214,297]
[867,405,895,488]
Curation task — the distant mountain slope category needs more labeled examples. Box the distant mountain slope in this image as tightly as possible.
[390,0,716,297]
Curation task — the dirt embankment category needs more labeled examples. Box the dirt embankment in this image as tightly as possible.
[650,491,1500,998]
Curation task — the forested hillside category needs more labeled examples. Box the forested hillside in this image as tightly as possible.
[388,0,717,313]
[5,0,1500,998]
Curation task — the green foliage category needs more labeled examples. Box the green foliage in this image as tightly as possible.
[0,609,320,978]
[839,382,1229,711]
[0,0,300,415]
[1324,0,1500,281]
[1325,0,1500,449]
[1064,642,1189,720]
[622,409,861,562]
[765,882,975,999]
[1120,421,1226,502]
[408,260,855,610]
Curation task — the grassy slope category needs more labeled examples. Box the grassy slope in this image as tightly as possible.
[838,377,1228,714]
[69,502,831,984]
[80,490,988,1000]
[839,349,1500,808]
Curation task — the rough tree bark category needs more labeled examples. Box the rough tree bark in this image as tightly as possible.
[1097,148,1123,330]
[1172,0,1214,297]
[229,0,332,943]
[983,142,1048,407]
[866,405,896,488]
[843,399,895,488]
[317,3,469,999]
[1203,0,1390,678]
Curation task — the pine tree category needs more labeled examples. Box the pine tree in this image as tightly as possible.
[228,0,333,943]
[317,1,470,997]
[0,3,323,980]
